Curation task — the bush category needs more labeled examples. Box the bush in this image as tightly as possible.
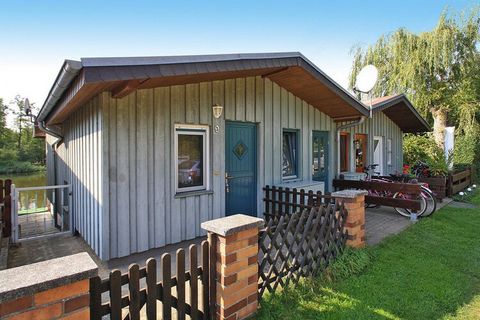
[403,133,450,176]
[0,160,45,174]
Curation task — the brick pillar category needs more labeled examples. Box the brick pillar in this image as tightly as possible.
[332,190,368,248]
[0,253,97,319]
[202,214,264,320]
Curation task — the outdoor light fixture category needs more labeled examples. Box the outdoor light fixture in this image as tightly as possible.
[212,104,223,134]
[212,104,223,119]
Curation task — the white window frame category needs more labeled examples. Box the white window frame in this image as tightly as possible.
[174,124,210,194]
[387,138,392,166]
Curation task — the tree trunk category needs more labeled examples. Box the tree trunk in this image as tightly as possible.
[431,108,447,150]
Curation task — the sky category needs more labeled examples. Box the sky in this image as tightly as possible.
[0,0,477,125]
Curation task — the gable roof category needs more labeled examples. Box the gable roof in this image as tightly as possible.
[371,94,430,133]
[37,52,369,125]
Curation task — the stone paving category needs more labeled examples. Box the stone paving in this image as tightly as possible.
[17,210,59,239]
[366,198,453,245]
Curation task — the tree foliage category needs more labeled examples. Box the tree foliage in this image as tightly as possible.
[349,7,480,168]
[0,95,45,174]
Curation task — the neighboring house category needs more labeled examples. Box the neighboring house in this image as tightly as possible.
[37,53,429,260]
[338,94,430,177]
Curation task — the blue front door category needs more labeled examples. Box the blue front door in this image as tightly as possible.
[225,122,257,217]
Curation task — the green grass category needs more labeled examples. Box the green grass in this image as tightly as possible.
[258,193,480,320]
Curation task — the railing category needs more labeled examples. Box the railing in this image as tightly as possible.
[90,242,211,320]
[11,184,72,242]
[332,179,422,211]
[257,203,348,299]
[263,185,332,220]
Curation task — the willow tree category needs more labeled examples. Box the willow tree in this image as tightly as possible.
[349,9,480,150]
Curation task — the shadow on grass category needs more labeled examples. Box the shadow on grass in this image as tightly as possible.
[257,205,480,320]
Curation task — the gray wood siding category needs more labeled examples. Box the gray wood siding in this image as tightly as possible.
[102,76,337,259]
[49,97,105,259]
[340,112,403,174]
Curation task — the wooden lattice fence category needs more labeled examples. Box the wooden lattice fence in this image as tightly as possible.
[90,242,212,320]
[257,202,348,299]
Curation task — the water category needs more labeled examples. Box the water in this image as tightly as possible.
[0,171,47,212]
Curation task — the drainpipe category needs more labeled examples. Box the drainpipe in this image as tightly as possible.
[38,121,63,188]
[336,116,367,177]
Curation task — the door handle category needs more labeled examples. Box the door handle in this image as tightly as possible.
[225,172,231,193]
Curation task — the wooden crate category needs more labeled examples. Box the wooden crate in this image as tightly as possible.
[418,176,446,201]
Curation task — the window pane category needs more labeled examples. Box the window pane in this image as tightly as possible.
[282,131,297,177]
[178,134,203,189]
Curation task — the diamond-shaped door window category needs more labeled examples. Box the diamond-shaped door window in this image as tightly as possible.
[233,141,248,160]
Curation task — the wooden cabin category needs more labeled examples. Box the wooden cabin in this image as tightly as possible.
[37,53,429,260]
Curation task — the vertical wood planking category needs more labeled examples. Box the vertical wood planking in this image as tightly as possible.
[212,81,225,220]
[116,95,129,256]
[264,79,273,186]
[170,85,183,243]
[272,83,281,184]
[147,89,155,248]
[235,78,245,121]
[225,79,235,120]
[129,92,137,253]
[136,89,149,252]
[245,77,255,122]
[255,76,265,216]
[163,87,172,244]
[154,88,167,247]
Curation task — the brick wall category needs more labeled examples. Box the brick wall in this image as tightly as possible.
[0,280,90,319]
[0,253,97,320]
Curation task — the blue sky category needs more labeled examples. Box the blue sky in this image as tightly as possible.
[0,0,476,117]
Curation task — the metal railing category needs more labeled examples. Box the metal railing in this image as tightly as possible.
[11,184,72,243]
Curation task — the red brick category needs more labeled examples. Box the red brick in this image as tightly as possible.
[60,308,89,320]
[34,280,89,305]
[64,294,89,314]
[7,302,62,320]
[0,296,33,317]
[223,298,247,317]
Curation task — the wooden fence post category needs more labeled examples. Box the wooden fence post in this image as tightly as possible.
[2,179,12,238]
[331,190,368,248]
[202,214,263,320]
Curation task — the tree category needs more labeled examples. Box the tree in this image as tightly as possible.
[349,9,480,150]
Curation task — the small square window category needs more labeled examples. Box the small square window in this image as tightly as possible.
[175,125,209,193]
[282,130,299,179]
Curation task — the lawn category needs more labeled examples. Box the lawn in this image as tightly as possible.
[258,193,480,320]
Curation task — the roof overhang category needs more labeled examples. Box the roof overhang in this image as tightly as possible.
[37,52,369,125]
[372,94,430,133]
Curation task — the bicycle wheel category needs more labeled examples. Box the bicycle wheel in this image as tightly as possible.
[419,186,437,217]
[393,192,427,218]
